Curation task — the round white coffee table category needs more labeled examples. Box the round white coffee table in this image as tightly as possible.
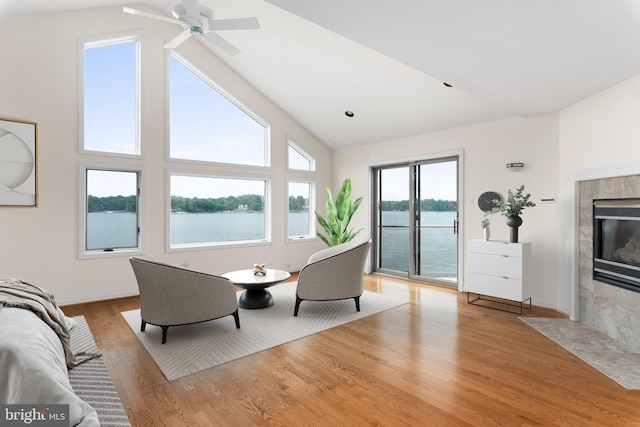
[222,269,291,309]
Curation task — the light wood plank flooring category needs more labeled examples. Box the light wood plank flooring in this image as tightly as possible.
[61,274,640,426]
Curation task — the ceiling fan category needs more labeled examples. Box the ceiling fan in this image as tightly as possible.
[123,0,260,55]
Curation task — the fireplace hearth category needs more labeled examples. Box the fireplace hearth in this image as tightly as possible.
[593,198,640,293]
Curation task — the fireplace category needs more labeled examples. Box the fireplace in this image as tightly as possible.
[593,198,640,293]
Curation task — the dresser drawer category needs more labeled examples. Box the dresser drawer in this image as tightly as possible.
[467,253,523,279]
[468,239,523,257]
[467,272,524,301]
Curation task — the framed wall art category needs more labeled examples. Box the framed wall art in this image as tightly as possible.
[0,118,38,207]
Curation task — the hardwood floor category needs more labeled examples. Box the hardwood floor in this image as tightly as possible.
[61,274,640,426]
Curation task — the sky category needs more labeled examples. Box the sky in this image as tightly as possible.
[84,40,265,165]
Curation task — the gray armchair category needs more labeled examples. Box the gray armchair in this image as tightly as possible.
[294,238,372,316]
[129,257,240,344]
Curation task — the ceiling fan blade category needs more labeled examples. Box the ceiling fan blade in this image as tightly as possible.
[202,31,241,56]
[164,29,193,49]
[181,0,202,24]
[123,7,184,26]
[209,17,260,31]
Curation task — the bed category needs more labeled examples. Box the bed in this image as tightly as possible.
[0,279,101,426]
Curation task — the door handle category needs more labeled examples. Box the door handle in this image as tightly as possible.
[453,219,458,234]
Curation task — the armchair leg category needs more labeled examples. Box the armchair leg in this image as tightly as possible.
[294,296,302,316]
[161,326,169,344]
[354,296,360,312]
[232,310,241,328]
[141,319,146,332]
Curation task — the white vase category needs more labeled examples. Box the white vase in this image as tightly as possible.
[483,227,490,241]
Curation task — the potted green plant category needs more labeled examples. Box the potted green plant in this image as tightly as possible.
[315,178,363,246]
[493,185,535,243]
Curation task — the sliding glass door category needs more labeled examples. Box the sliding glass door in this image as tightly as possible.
[373,157,459,286]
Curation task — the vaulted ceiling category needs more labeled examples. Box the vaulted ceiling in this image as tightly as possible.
[3,0,640,149]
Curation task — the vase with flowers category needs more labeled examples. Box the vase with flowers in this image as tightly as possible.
[493,185,535,243]
[481,217,491,240]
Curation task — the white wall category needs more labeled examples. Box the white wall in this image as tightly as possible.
[333,113,561,309]
[0,7,331,304]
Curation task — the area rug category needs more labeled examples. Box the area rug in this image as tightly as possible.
[121,282,409,381]
[520,317,640,390]
[69,316,131,426]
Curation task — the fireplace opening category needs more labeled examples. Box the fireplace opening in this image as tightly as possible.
[593,198,640,293]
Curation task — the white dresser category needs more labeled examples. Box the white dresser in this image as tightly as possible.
[467,239,532,311]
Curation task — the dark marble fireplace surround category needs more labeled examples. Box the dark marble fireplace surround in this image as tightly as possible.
[579,175,640,352]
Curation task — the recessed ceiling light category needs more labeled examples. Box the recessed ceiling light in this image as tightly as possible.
[345,111,354,117]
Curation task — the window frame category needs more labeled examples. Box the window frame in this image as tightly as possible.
[166,169,273,252]
[79,32,142,158]
[287,136,316,171]
[287,179,316,241]
[167,52,271,168]
[78,162,146,259]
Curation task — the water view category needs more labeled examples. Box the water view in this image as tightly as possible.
[87,211,458,280]
[380,211,457,279]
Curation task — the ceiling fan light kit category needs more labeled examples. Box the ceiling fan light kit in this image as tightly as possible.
[123,0,260,55]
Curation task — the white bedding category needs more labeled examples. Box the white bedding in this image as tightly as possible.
[0,305,100,426]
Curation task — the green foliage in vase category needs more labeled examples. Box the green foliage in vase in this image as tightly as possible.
[481,217,490,229]
[315,178,363,246]
[494,185,536,217]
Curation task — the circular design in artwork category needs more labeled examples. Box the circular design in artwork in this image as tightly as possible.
[478,191,501,212]
[0,129,34,191]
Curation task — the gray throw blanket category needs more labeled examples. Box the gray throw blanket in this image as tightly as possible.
[0,278,100,368]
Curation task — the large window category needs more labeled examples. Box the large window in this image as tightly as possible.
[79,164,144,258]
[288,181,314,239]
[81,35,140,155]
[169,173,269,248]
[169,55,268,166]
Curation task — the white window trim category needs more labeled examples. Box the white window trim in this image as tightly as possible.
[78,161,146,259]
[79,31,143,158]
[166,169,273,252]
[166,52,271,167]
[287,136,316,171]
[287,179,317,242]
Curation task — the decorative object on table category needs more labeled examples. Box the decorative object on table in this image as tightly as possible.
[481,217,491,241]
[479,191,500,241]
[314,177,363,247]
[0,118,37,207]
[253,263,267,276]
[493,185,535,243]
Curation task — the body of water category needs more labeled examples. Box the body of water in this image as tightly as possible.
[379,211,457,279]
[87,211,308,249]
[87,211,458,281]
